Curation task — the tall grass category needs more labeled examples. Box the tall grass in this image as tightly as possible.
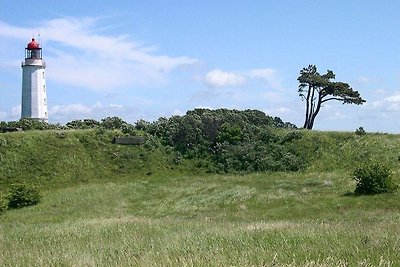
[1,173,399,266]
[1,130,400,266]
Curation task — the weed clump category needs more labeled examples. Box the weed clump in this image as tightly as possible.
[7,183,41,209]
[353,163,398,195]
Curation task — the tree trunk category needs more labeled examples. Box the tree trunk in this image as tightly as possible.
[306,94,323,130]
[303,85,313,128]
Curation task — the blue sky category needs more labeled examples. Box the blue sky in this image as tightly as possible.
[1,1,400,132]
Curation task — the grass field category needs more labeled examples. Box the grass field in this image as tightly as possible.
[1,172,399,266]
[1,129,400,266]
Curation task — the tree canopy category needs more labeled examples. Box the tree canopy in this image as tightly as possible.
[298,65,365,129]
[145,108,303,172]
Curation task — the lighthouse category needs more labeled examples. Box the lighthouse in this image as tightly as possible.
[21,38,48,122]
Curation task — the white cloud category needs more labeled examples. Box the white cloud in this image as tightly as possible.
[46,55,137,90]
[372,94,400,111]
[50,104,93,116]
[203,68,281,89]
[0,17,198,91]
[109,103,123,109]
[204,69,246,88]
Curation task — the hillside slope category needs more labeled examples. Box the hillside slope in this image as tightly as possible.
[0,129,180,189]
[1,128,400,189]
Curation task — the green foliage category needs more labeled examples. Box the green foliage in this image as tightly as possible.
[1,118,62,131]
[65,117,137,135]
[100,116,127,130]
[121,123,136,135]
[212,140,304,173]
[217,122,243,144]
[16,118,49,130]
[66,119,100,129]
[3,110,400,180]
[353,163,398,195]
[135,119,151,131]
[280,130,303,143]
[6,183,41,209]
[2,111,301,174]
[146,108,302,172]
[273,116,297,128]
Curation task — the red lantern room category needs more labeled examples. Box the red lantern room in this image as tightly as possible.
[25,38,42,59]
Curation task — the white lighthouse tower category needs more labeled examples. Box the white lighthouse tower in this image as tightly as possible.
[21,38,48,122]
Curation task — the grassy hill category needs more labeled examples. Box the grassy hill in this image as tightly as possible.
[0,129,188,189]
[0,128,400,266]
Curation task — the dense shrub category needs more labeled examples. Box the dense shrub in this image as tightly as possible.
[1,118,62,131]
[66,119,101,129]
[101,116,127,130]
[135,119,151,131]
[7,184,41,209]
[353,163,398,195]
[212,141,304,173]
[281,131,303,143]
[217,122,243,144]
[121,124,136,135]
[145,108,303,173]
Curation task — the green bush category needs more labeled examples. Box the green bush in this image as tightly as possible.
[145,108,301,173]
[101,116,127,130]
[353,163,398,195]
[7,184,41,209]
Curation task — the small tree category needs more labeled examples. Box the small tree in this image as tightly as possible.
[298,65,365,129]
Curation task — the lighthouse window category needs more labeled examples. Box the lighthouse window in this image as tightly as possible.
[43,85,46,92]
[44,98,47,105]
[42,72,45,79]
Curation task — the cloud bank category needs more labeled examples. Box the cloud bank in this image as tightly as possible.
[204,68,281,89]
[0,17,198,91]
[204,69,246,88]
